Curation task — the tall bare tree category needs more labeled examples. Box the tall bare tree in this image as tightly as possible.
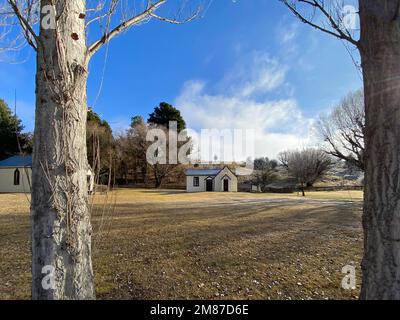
[115,115,149,185]
[281,0,400,299]
[0,0,203,300]
[279,148,332,196]
[147,123,187,188]
[317,89,365,171]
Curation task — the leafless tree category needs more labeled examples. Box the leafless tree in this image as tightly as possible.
[251,157,279,192]
[281,0,400,299]
[115,116,150,185]
[279,148,332,196]
[115,120,187,188]
[151,162,180,188]
[317,89,365,171]
[128,116,150,184]
[146,123,186,188]
[0,0,205,300]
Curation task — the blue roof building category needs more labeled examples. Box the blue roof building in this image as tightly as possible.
[0,155,33,168]
[185,167,238,192]
[0,155,32,193]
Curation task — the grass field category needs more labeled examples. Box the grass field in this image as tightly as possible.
[0,189,363,300]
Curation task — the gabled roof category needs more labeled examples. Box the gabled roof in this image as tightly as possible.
[0,155,32,168]
[217,166,237,178]
[185,168,221,176]
[185,166,237,177]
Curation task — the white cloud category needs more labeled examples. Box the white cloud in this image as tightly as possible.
[278,21,298,45]
[276,20,299,56]
[219,52,287,98]
[175,53,316,160]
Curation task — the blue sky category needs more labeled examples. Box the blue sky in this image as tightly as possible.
[0,0,362,158]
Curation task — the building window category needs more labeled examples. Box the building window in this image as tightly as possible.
[14,169,20,186]
[193,176,199,187]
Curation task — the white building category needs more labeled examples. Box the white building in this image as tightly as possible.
[0,155,94,194]
[0,155,32,193]
[185,167,238,192]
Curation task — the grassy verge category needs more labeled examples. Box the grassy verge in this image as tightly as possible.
[0,189,363,299]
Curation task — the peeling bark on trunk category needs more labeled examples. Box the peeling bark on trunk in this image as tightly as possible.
[31,0,95,299]
[359,1,400,299]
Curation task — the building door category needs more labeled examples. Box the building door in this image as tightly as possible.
[224,179,229,192]
[206,179,213,192]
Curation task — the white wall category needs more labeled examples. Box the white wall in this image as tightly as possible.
[215,167,238,192]
[186,175,208,192]
[186,167,238,192]
[0,168,32,193]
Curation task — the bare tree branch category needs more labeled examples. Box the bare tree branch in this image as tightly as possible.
[281,0,360,47]
[149,6,201,24]
[1,1,204,58]
[88,0,167,58]
[87,0,202,59]
[316,89,365,171]
[6,0,38,51]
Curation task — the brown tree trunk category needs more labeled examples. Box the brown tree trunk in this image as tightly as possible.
[359,0,400,299]
[154,172,162,188]
[31,0,95,299]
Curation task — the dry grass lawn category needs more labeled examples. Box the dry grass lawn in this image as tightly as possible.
[0,189,363,300]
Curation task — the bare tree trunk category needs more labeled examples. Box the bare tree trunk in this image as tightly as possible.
[300,183,305,197]
[142,162,148,185]
[154,166,162,188]
[31,0,95,299]
[360,1,400,299]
